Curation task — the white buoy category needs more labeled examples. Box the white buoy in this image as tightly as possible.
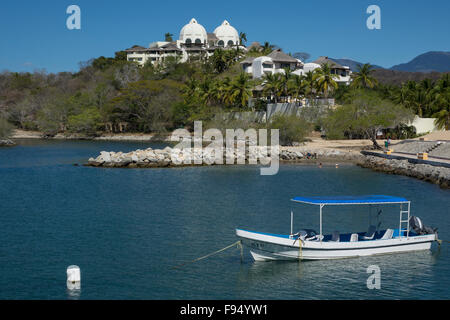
[67,265,81,290]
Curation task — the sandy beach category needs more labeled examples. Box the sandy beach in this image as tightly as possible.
[11,129,400,153]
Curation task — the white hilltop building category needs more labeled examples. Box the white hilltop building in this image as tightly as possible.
[125,18,352,85]
[241,52,352,85]
[213,20,240,47]
[241,49,302,79]
[126,18,245,66]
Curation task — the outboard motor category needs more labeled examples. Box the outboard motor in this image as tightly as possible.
[409,216,437,235]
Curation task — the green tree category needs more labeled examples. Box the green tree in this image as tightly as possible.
[279,68,294,100]
[228,73,253,108]
[0,117,14,139]
[322,90,414,149]
[430,73,450,119]
[267,114,311,146]
[211,49,231,73]
[262,73,283,103]
[114,51,128,61]
[313,63,338,98]
[432,108,450,130]
[108,79,183,133]
[165,33,174,42]
[261,42,275,55]
[288,74,307,100]
[36,93,86,136]
[350,63,378,89]
[67,107,102,136]
[303,71,316,100]
[239,32,247,46]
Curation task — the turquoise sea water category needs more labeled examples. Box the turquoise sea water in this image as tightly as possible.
[0,139,449,299]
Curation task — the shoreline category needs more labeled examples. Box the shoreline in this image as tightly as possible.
[10,129,396,150]
[11,130,167,142]
[10,130,450,188]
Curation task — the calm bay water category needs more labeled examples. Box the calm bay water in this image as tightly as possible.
[0,139,449,299]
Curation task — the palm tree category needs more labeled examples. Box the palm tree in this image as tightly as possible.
[278,68,294,100]
[287,74,307,101]
[261,42,275,55]
[396,80,434,117]
[239,32,247,46]
[350,63,378,89]
[262,73,283,103]
[183,77,199,101]
[433,108,450,130]
[212,77,232,105]
[313,63,339,98]
[164,33,173,42]
[393,85,410,105]
[410,88,429,117]
[211,49,234,73]
[228,73,253,108]
[303,71,316,100]
[430,74,449,116]
[198,77,215,106]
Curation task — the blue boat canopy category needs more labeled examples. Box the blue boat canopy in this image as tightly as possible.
[291,195,409,205]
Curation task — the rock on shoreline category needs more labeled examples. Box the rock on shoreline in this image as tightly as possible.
[0,139,16,147]
[87,146,363,168]
[357,156,450,189]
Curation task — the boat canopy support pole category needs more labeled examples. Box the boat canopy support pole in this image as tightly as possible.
[290,210,294,235]
[320,204,324,242]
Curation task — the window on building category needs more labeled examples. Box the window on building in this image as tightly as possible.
[218,40,224,47]
[227,40,234,46]
[262,63,273,69]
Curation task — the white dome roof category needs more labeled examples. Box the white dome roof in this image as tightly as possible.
[179,18,207,44]
[213,20,239,46]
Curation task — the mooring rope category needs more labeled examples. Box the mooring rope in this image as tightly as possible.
[172,240,243,270]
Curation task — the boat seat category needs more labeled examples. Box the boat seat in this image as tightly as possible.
[381,229,394,240]
[331,231,340,242]
[350,233,358,242]
[363,225,377,240]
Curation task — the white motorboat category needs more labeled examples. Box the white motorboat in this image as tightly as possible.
[236,195,438,261]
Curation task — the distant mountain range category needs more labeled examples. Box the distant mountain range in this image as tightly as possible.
[329,58,383,72]
[390,51,450,72]
[329,51,450,73]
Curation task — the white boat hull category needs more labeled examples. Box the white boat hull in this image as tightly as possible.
[236,229,436,261]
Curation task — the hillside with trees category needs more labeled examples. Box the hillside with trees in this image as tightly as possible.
[0,47,449,146]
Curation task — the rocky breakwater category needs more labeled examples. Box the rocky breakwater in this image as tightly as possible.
[279,147,363,162]
[357,156,450,189]
[87,146,363,168]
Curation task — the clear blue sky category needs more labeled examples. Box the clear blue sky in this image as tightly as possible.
[0,0,449,73]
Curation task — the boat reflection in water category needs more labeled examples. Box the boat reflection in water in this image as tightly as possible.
[236,248,439,299]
